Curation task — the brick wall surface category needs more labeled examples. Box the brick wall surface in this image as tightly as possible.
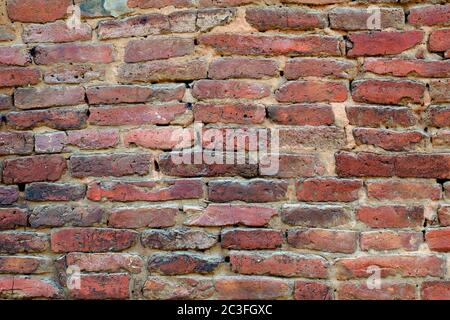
[0,0,449,300]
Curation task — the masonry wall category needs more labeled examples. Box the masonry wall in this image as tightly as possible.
[0,0,449,300]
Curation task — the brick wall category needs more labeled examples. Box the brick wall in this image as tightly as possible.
[0,0,449,300]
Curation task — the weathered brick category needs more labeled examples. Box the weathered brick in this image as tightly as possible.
[364,58,450,78]
[0,132,34,155]
[22,21,92,43]
[199,34,342,56]
[335,255,445,279]
[25,183,86,201]
[86,85,153,105]
[0,276,61,299]
[230,252,328,278]
[129,0,195,8]
[221,228,284,250]
[192,80,270,100]
[438,206,450,226]
[69,153,151,178]
[330,7,404,30]
[433,130,450,148]
[0,232,49,254]
[287,228,357,253]
[429,29,450,52]
[29,205,103,228]
[347,31,423,56]
[0,95,12,110]
[246,7,327,31]
[360,231,423,251]
[215,277,290,300]
[0,208,27,230]
[281,205,350,227]
[34,44,114,64]
[279,127,345,151]
[0,256,51,274]
[208,179,288,203]
[0,46,31,66]
[408,4,450,26]
[51,228,137,253]
[294,281,333,300]
[426,228,450,252]
[0,67,41,88]
[193,103,266,124]
[14,86,85,110]
[426,105,450,127]
[338,283,416,300]
[269,154,325,178]
[143,277,214,300]
[357,206,424,228]
[65,253,144,273]
[275,80,348,103]
[108,207,177,229]
[6,0,71,23]
[87,179,203,202]
[124,37,194,63]
[0,187,19,205]
[422,281,450,300]
[148,253,222,275]
[296,178,362,202]
[430,79,450,103]
[268,104,335,126]
[69,273,130,300]
[367,180,441,200]
[185,204,277,227]
[346,106,416,128]
[3,155,67,184]
[353,128,426,151]
[141,228,217,250]
[285,58,356,79]
[43,65,105,84]
[0,25,15,41]
[209,58,278,79]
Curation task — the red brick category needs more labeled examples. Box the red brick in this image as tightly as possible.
[65,253,144,273]
[0,256,51,274]
[395,153,450,179]
[14,86,85,110]
[268,104,335,126]
[296,178,362,202]
[129,0,195,8]
[0,232,49,254]
[89,104,191,126]
[0,67,40,88]
[169,8,236,32]
[25,183,86,201]
[0,187,19,205]
[429,29,450,52]
[43,65,105,84]
[141,228,217,250]
[438,206,450,226]
[29,205,103,228]
[430,79,450,103]
[3,155,66,184]
[422,281,450,300]
[124,127,193,150]
[0,46,31,66]
[408,4,450,26]
[199,0,255,6]
[108,207,177,229]
[287,228,357,253]
[192,80,270,100]
[208,179,288,203]
[215,277,290,300]
[367,180,441,200]
[281,205,350,227]
[148,253,221,275]
[22,21,92,43]
[335,255,445,279]
[221,228,284,250]
[143,277,214,300]
[0,94,12,110]
[346,106,416,128]
[0,276,61,299]
[270,154,325,178]
[124,37,194,63]
[193,103,266,124]
[352,79,425,105]
[86,85,153,104]
[0,131,34,155]
[335,152,395,177]
[426,228,450,252]
[118,58,207,82]
[0,25,15,41]
[433,130,450,148]
[285,58,356,79]
[70,153,151,178]
[338,283,416,300]
[347,31,423,56]
[279,127,345,151]
[6,0,71,23]
[294,281,333,300]
[158,152,258,178]
[32,131,69,152]
[97,13,170,39]
[275,80,348,103]
[209,57,278,80]
[87,179,202,202]
[185,204,277,227]
[199,33,342,56]
[150,83,185,102]
[34,44,114,64]
[67,129,119,150]
[0,208,27,230]
[330,7,404,30]
[427,105,450,127]
[364,58,450,78]
[360,231,423,252]
[51,228,138,253]
[69,273,130,300]
[353,128,426,151]
[357,206,424,228]
[245,7,327,31]
[230,252,328,278]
